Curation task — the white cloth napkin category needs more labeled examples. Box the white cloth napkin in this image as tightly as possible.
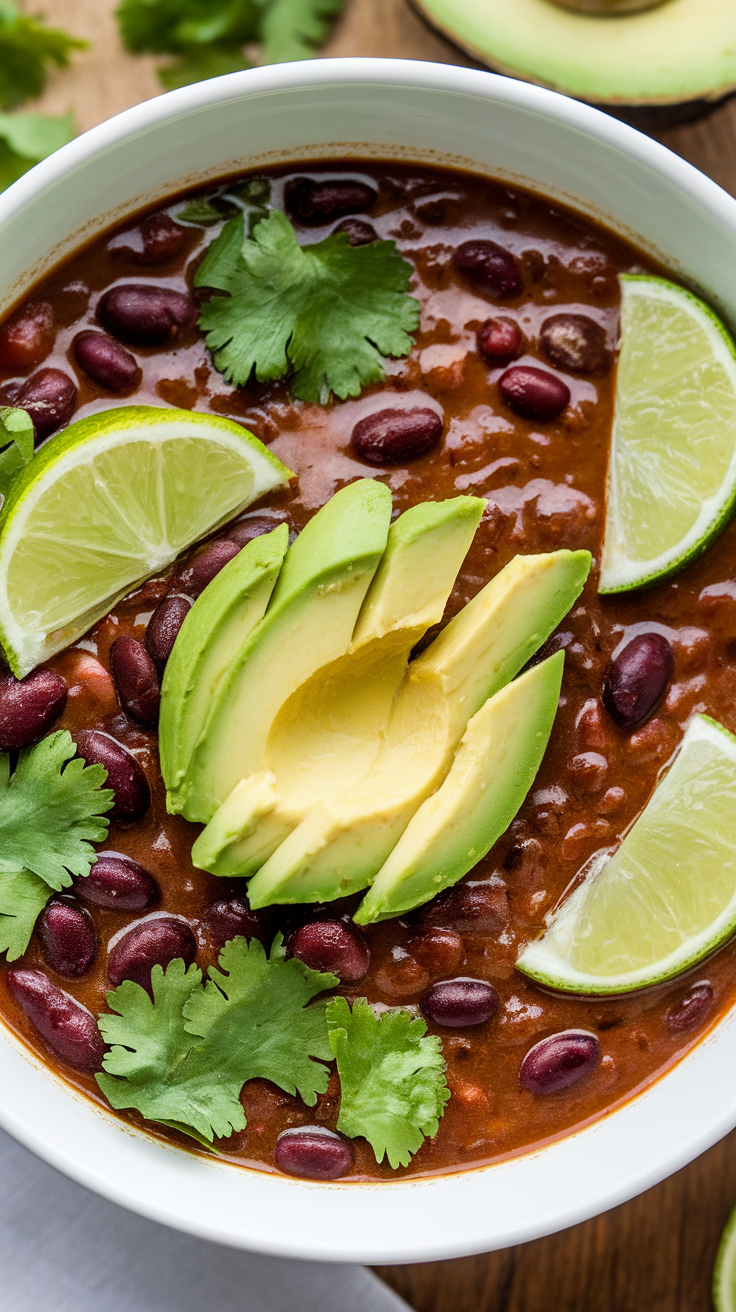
[0,1127,411,1312]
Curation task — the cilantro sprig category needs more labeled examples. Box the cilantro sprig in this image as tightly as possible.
[195,209,420,403]
[97,935,337,1144]
[0,0,86,111]
[327,997,450,1169]
[0,111,75,194]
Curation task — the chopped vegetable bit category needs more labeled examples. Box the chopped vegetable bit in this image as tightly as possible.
[0,1,86,111]
[0,868,52,960]
[327,997,450,1169]
[0,730,113,891]
[195,210,420,404]
[0,407,33,501]
[97,935,337,1144]
[0,111,75,194]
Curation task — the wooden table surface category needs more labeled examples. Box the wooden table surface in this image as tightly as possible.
[24,2,736,1307]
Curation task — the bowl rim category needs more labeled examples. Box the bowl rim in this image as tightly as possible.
[2,57,736,1264]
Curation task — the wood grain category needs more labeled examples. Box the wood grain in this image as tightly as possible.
[22,3,736,1308]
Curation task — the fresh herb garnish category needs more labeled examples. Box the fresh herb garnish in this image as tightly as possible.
[177,176,270,232]
[195,209,420,403]
[0,406,33,500]
[0,868,53,960]
[0,111,75,193]
[97,935,337,1144]
[258,0,346,63]
[0,0,86,111]
[327,997,450,1168]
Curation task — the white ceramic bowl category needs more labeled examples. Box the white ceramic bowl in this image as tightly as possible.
[1,58,736,1264]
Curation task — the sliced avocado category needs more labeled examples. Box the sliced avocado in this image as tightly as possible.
[177,478,392,824]
[245,551,590,908]
[160,524,289,806]
[412,0,736,117]
[355,652,564,924]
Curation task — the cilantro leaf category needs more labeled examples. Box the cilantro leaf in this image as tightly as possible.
[0,1,86,111]
[195,209,419,403]
[0,868,51,960]
[158,44,250,91]
[258,0,345,63]
[97,936,337,1143]
[0,111,75,193]
[116,0,257,55]
[327,997,450,1169]
[0,730,114,890]
[0,406,33,500]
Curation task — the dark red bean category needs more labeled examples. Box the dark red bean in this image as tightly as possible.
[453,240,522,298]
[7,967,104,1073]
[175,539,241,596]
[16,368,77,439]
[226,513,289,547]
[416,881,509,935]
[38,899,96,977]
[499,365,570,421]
[73,730,150,823]
[420,977,499,1027]
[73,330,140,391]
[97,284,197,346]
[138,213,188,264]
[77,852,159,911]
[519,1030,600,1095]
[0,668,67,750]
[0,303,53,369]
[351,407,442,465]
[145,594,191,670]
[478,317,523,365]
[286,178,377,224]
[108,916,196,989]
[602,633,674,731]
[540,313,608,374]
[110,635,160,726]
[205,895,275,946]
[666,981,714,1033]
[409,927,463,975]
[290,920,370,983]
[274,1126,354,1180]
[333,217,378,245]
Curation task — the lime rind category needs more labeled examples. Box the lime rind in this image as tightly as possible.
[517,714,736,995]
[600,275,736,594]
[714,1202,736,1312]
[0,406,291,676]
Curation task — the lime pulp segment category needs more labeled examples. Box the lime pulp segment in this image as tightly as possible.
[0,406,291,676]
[517,714,736,994]
[600,275,736,593]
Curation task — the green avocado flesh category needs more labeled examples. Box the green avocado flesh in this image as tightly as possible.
[412,0,736,107]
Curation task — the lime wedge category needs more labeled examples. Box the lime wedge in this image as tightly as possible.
[600,275,736,594]
[714,1203,736,1312]
[517,714,736,994]
[0,406,291,676]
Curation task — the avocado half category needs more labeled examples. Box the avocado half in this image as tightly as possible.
[412,0,736,129]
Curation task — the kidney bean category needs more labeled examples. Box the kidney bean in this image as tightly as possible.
[77,852,159,911]
[227,513,289,547]
[175,539,241,596]
[138,213,188,264]
[108,916,196,989]
[0,668,67,750]
[274,1126,354,1180]
[286,178,377,224]
[73,330,140,391]
[145,594,191,670]
[291,920,370,983]
[477,317,523,365]
[16,367,77,439]
[0,303,53,369]
[421,978,499,1028]
[97,284,196,346]
[409,928,463,975]
[205,895,275,946]
[333,217,378,245]
[540,313,608,373]
[453,240,522,298]
[602,633,674,731]
[38,899,96,977]
[499,365,570,421]
[110,636,160,726]
[351,407,442,465]
[519,1030,600,1095]
[73,730,150,823]
[416,881,509,935]
[666,981,714,1033]
[7,967,104,1073]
